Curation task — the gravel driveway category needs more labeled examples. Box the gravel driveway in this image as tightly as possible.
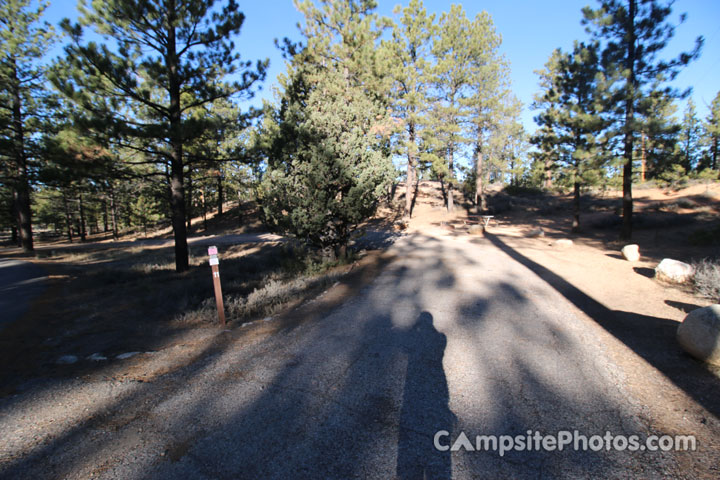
[0,233,685,478]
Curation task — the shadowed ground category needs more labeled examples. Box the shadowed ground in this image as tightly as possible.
[0,234,698,478]
[0,259,47,332]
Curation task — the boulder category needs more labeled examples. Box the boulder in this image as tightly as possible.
[677,305,720,366]
[655,258,695,284]
[621,244,640,262]
[468,225,485,236]
[554,239,574,248]
[528,228,545,238]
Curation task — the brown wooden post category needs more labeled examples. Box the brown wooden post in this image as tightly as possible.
[208,246,226,325]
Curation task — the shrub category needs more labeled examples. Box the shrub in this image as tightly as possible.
[693,259,720,303]
[658,164,689,190]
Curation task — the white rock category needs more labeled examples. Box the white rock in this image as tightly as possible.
[677,305,720,366]
[621,244,640,262]
[56,355,78,365]
[116,352,141,360]
[87,353,108,361]
[554,239,574,248]
[655,258,695,284]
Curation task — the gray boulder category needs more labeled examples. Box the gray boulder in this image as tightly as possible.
[621,244,640,262]
[677,305,720,366]
[655,258,695,284]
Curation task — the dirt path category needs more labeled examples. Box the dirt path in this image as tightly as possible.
[2,232,717,478]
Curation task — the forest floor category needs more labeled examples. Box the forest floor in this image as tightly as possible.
[0,181,719,477]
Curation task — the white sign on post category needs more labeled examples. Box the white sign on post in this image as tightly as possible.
[209,256,219,266]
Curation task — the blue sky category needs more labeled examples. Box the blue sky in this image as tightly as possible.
[44,0,720,134]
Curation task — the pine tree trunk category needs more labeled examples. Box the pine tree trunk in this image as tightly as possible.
[62,193,73,243]
[10,60,33,252]
[78,193,87,242]
[109,184,119,240]
[640,131,646,182]
[405,123,416,219]
[217,172,223,218]
[447,148,454,213]
[475,150,485,214]
[186,168,193,234]
[237,189,243,226]
[167,3,190,272]
[102,199,109,232]
[620,0,636,241]
[202,189,208,231]
[712,136,718,170]
[11,226,18,245]
[572,181,581,233]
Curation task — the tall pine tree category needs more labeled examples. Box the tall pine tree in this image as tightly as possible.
[0,0,54,252]
[54,0,266,271]
[387,0,435,219]
[700,91,720,171]
[583,0,702,239]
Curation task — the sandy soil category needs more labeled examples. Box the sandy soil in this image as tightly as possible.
[399,180,720,477]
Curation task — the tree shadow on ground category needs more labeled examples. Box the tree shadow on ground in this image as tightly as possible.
[0,234,694,478]
[486,231,720,420]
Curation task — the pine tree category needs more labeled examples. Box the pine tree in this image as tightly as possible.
[427,4,474,213]
[259,0,394,258]
[679,98,700,173]
[700,91,720,171]
[0,0,55,252]
[639,89,680,179]
[583,0,702,239]
[463,10,512,213]
[53,0,266,271]
[387,0,435,218]
[533,42,607,232]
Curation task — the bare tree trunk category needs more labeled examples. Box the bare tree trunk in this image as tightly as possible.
[62,193,73,243]
[237,189,243,226]
[572,181,581,233]
[102,198,109,232]
[109,184,119,240]
[201,188,208,231]
[640,131,646,182]
[167,0,189,272]
[620,0,636,241]
[10,59,33,252]
[186,167,193,234]
[475,150,486,214]
[447,148,454,213]
[216,171,223,218]
[404,123,416,219]
[78,193,87,242]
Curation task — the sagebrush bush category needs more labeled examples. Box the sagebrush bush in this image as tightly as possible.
[693,259,720,303]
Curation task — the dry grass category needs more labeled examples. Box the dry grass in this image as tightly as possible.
[693,259,720,303]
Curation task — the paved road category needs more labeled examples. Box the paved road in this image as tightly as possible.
[0,234,677,478]
[0,259,47,332]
